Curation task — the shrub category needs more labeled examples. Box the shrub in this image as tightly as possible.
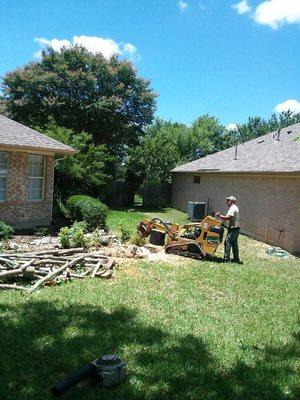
[131,234,146,246]
[58,222,89,249]
[119,224,131,243]
[54,196,70,219]
[0,221,14,241]
[69,222,88,248]
[91,229,100,248]
[58,227,70,248]
[33,225,50,237]
[66,195,108,230]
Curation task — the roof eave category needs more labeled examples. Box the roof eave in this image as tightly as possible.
[171,170,300,175]
[0,143,77,155]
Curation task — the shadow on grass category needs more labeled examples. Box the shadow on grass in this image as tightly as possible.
[0,300,298,400]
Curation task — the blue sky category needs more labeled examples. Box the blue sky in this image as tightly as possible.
[0,0,300,127]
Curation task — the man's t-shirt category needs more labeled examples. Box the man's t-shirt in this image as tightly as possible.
[226,204,240,229]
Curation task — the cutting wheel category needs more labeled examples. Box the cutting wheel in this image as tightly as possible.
[165,242,204,260]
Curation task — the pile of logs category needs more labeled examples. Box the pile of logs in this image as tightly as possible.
[0,248,115,293]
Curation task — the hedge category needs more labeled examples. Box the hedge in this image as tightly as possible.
[66,195,108,230]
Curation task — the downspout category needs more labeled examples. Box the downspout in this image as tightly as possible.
[54,156,67,166]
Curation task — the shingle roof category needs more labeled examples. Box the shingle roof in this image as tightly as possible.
[172,123,300,173]
[0,115,76,155]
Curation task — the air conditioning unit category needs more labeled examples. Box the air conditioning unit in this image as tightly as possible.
[188,201,206,221]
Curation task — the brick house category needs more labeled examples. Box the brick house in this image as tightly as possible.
[0,115,76,229]
[171,123,300,254]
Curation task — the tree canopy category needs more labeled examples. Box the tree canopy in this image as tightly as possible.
[125,111,300,185]
[1,47,157,156]
[2,47,300,191]
[39,120,114,198]
[237,111,300,142]
[125,116,229,184]
[126,130,181,184]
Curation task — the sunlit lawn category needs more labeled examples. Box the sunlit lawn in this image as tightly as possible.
[107,207,189,235]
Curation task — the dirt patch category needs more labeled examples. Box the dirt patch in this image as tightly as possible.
[4,235,60,253]
[119,261,141,278]
[147,249,189,265]
[104,242,189,265]
[3,231,295,269]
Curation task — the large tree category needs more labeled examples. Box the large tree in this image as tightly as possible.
[145,119,191,160]
[189,115,232,158]
[39,120,115,198]
[126,129,181,184]
[1,47,156,156]
[125,116,232,184]
[237,111,300,142]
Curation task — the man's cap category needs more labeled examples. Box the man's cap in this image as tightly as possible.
[226,196,237,202]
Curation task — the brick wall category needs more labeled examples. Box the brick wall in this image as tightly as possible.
[0,151,54,229]
[172,173,300,254]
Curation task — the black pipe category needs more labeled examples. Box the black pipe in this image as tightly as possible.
[52,363,97,397]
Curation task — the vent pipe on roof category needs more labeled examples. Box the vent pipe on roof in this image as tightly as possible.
[274,128,281,141]
[234,142,238,160]
[287,130,292,135]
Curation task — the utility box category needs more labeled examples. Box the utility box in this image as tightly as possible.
[188,201,206,221]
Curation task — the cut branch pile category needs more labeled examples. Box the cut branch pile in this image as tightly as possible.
[0,248,115,293]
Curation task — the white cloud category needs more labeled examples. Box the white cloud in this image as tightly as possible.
[178,1,188,12]
[274,99,300,113]
[232,1,251,15]
[254,0,300,29]
[35,37,71,52]
[226,123,238,131]
[73,35,121,58]
[33,50,43,59]
[123,43,137,54]
[34,35,139,60]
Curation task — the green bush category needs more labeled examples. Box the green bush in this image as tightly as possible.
[119,224,131,243]
[58,227,70,248]
[66,195,108,230]
[131,234,146,246]
[69,222,88,248]
[53,196,70,219]
[0,221,14,241]
[33,225,50,237]
[58,222,88,249]
[91,229,100,248]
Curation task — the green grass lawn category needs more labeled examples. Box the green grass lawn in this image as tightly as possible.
[107,207,189,235]
[1,208,300,400]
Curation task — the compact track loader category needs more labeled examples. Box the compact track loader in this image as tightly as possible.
[137,216,224,260]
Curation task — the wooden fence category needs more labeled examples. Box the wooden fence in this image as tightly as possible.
[106,181,172,208]
[142,183,172,208]
[106,181,134,208]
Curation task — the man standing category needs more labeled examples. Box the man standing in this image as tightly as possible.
[215,196,241,263]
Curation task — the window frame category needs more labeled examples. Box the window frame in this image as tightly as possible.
[193,175,201,184]
[27,154,45,202]
[0,151,8,202]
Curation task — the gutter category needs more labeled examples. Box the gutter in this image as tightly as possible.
[171,170,300,176]
[0,143,77,155]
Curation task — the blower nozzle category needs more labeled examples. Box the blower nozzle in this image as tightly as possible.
[52,355,126,396]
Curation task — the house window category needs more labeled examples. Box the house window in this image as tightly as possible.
[27,155,45,201]
[0,152,8,201]
[193,176,201,184]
